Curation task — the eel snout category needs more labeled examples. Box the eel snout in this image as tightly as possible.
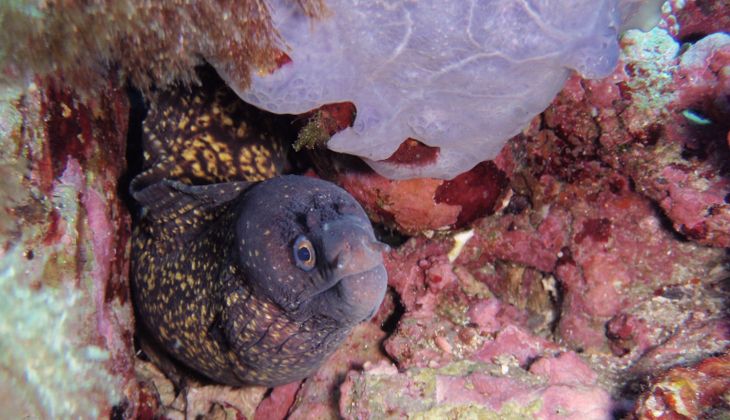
[319,216,389,323]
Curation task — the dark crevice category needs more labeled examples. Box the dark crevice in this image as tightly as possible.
[380,288,405,335]
[119,85,147,220]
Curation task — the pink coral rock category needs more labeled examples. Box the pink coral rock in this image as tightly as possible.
[632,352,730,419]
[0,77,135,418]
[340,356,613,419]
[336,157,507,235]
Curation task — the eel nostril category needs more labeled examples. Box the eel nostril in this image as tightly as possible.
[335,243,352,270]
[374,241,390,254]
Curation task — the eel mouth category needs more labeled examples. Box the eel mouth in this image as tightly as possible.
[321,216,389,323]
[335,264,388,321]
[291,215,389,324]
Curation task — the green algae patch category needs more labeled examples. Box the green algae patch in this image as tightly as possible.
[294,110,331,151]
[412,400,543,420]
[340,360,551,419]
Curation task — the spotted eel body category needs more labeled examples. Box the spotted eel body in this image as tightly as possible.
[130,73,388,386]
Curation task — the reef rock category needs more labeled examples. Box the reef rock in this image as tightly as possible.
[340,357,612,419]
[0,78,135,418]
[631,352,730,419]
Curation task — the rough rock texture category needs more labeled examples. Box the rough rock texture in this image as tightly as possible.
[666,0,730,41]
[286,321,390,419]
[0,0,326,93]
[335,158,508,235]
[0,78,135,418]
[590,30,730,248]
[340,357,612,419]
[135,360,268,420]
[632,351,730,419]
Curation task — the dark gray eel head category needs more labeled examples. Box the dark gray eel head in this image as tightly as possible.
[235,175,388,327]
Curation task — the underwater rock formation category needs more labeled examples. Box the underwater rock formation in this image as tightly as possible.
[340,356,612,419]
[0,0,727,418]
[335,158,508,235]
[553,28,730,248]
[0,0,325,92]
[632,351,730,418]
[0,78,135,417]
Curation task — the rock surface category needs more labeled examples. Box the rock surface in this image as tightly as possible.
[0,77,135,418]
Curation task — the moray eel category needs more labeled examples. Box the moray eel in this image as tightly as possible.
[130,75,388,386]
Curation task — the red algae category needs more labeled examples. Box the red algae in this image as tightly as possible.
[574,218,612,244]
[434,161,508,228]
[668,0,730,41]
[383,138,440,166]
[338,171,463,235]
[253,382,300,420]
[43,81,88,178]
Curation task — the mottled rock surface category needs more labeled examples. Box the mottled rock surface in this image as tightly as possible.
[632,351,730,419]
[0,77,135,418]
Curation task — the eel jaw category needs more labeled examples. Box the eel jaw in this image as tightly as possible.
[294,215,389,325]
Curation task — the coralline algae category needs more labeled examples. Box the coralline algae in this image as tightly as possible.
[220,0,637,179]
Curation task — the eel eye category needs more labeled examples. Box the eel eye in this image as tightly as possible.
[293,235,316,271]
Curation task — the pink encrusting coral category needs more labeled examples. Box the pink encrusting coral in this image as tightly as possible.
[0,78,135,418]
[548,28,730,248]
[339,355,613,419]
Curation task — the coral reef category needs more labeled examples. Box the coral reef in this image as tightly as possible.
[569,29,730,248]
[340,357,612,419]
[0,0,325,93]
[0,0,728,418]
[0,78,135,417]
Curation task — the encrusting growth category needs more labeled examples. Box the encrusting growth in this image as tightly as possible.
[0,0,326,93]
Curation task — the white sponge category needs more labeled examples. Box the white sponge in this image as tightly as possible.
[219,0,630,179]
